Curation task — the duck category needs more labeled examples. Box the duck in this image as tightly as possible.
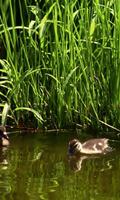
[0,126,9,146]
[68,138,112,155]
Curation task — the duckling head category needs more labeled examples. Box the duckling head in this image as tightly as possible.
[68,139,82,155]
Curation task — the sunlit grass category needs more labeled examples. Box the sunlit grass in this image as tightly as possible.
[0,0,119,131]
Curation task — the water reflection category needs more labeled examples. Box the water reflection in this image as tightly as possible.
[0,146,9,168]
[68,154,114,172]
[0,145,11,197]
[68,155,88,172]
[68,154,97,172]
[0,132,119,200]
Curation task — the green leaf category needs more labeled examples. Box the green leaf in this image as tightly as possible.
[89,17,96,39]
[1,103,10,126]
[14,107,43,123]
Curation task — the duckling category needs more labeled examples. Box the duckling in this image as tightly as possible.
[68,138,112,155]
[0,126,9,146]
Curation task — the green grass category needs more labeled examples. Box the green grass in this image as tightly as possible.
[0,0,120,131]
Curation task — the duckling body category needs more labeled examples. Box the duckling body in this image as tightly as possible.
[69,138,112,155]
[0,126,9,146]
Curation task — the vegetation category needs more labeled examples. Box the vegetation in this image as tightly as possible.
[0,0,119,131]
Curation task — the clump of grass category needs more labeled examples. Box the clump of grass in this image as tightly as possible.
[0,0,119,131]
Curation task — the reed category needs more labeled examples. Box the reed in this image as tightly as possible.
[0,0,119,131]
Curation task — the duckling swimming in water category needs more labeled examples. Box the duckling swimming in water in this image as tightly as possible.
[0,126,9,146]
[68,138,112,155]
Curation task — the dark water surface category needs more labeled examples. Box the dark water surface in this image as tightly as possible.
[0,131,120,200]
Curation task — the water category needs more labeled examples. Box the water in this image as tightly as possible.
[0,131,120,200]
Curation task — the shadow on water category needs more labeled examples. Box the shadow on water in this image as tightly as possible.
[0,131,120,200]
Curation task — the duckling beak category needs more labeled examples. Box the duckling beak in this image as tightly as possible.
[68,146,74,155]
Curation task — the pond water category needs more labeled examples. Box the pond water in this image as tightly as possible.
[0,131,120,200]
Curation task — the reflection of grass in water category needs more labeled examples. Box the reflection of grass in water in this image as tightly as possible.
[0,147,8,171]
[0,132,120,199]
[66,153,119,200]
[48,178,59,192]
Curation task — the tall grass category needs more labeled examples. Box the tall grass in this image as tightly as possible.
[0,0,119,131]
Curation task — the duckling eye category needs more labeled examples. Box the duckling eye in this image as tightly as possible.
[73,143,78,148]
